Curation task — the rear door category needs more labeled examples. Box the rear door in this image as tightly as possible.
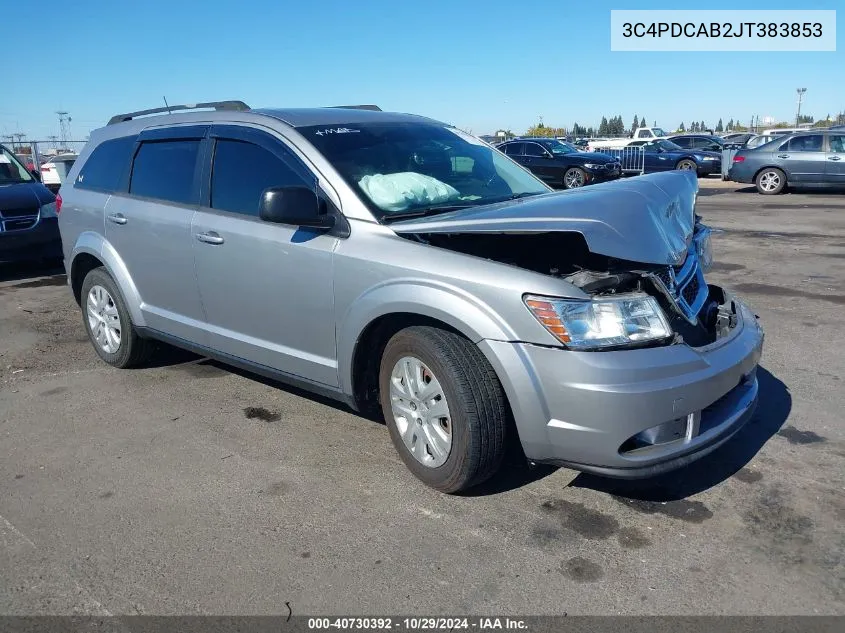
[671,137,692,149]
[103,126,208,343]
[777,135,826,183]
[825,134,845,184]
[191,124,338,386]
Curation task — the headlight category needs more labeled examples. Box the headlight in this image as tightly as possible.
[702,156,717,161]
[695,227,713,273]
[583,163,604,169]
[524,293,672,350]
[40,202,58,218]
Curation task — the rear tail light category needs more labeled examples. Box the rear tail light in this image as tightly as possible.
[56,193,63,214]
[733,155,746,163]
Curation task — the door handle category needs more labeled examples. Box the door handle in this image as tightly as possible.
[107,213,127,225]
[196,231,224,245]
[829,156,842,161]
[777,154,790,159]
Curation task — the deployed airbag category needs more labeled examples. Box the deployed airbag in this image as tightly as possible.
[358,172,459,212]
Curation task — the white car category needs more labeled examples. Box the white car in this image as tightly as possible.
[39,153,78,192]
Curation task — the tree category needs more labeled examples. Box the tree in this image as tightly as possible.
[727,118,734,130]
[599,116,609,136]
[638,115,646,131]
[653,120,657,128]
[678,122,686,132]
[700,120,706,132]
[690,122,698,132]
[586,126,595,137]
[632,115,639,132]
[716,118,723,132]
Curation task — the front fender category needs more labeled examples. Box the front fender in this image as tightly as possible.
[70,231,146,327]
[336,279,518,395]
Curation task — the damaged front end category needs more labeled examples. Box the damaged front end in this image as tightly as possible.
[390,171,741,349]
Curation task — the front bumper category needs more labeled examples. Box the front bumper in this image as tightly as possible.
[0,217,62,263]
[585,165,622,183]
[479,294,764,478]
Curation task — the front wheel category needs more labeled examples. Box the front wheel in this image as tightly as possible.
[563,167,586,189]
[755,168,786,195]
[378,326,508,493]
[676,159,698,172]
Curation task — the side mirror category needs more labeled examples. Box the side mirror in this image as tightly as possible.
[259,186,335,229]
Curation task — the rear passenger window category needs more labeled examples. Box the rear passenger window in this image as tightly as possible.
[502,143,524,156]
[129,140,200,205]
[75,135,137,192]
[672,137,691,148]
[785,135,823,152]
[210,139,310,216]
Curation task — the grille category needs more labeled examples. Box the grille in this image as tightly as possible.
[681,273,700,305]
[3,218,37,231]
[0,207,38,219]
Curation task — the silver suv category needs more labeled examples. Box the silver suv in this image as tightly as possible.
[59,101,764,493]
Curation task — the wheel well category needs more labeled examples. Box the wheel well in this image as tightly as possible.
[753,165,787,183]
[350,313,465,418]
[70,253,104,305]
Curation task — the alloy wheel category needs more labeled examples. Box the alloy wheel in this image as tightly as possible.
[86,285,122,354]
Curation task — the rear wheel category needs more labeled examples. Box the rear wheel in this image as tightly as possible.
[80,267,154,368]
[563,167,586,189]
[378,326,508,493]
[676,159,697,172]
[755,168,786,195]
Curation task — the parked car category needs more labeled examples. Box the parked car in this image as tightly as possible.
[59,101,763,493]
[589,127,669,150]
[0,143,61,263]
[39,153,78,193]
[728,130,844,194]
[721,132,755,145]
[497,138,621,188]
[629,139,722,176]
[744,134,782,149]
[668,135,724,152]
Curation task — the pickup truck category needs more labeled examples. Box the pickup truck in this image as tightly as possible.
[588,127,669,150]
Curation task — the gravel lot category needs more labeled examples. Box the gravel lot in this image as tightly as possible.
[1,182,843,615]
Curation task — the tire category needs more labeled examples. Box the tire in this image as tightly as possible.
[378,326,508,493]
[563,167,586,189]
[80,267,154,368]
[676,159,698,173]
[755,168,786,195]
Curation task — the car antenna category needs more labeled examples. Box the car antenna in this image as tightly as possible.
[163,96,172,114]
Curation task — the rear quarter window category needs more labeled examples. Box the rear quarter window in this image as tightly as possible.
[75,135,137,192]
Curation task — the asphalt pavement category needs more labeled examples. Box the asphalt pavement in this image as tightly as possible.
[1,182,843,615]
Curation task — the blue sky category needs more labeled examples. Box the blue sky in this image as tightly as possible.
[3,0,842,140]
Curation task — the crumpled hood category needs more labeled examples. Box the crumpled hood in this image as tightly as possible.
[390,171,699,266]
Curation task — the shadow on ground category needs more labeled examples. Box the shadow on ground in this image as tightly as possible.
[570,366,790,501]
[0,259,65,284]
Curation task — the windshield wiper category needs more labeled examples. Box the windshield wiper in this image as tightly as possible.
[382,203,475,223]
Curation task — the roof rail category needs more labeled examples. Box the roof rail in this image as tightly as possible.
[329,104,382,111]
[107,100,251,125]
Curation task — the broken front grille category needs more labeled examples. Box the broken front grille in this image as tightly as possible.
[654,250,708,323]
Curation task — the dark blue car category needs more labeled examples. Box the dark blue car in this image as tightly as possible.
[630,139,722,177]
[0,144,61,264]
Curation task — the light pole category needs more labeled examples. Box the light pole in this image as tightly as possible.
[796,88,807,126]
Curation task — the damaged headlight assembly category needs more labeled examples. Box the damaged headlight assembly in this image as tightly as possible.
[694,226,713,273]
[524,294,673,350]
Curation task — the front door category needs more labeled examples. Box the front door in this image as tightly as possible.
[521,142,559,185]
[191,125,339,387]
[104,126,207,343]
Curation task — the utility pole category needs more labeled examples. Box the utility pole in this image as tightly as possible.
[48,135,58,150]
[12,133,26,152]
[795,88,807,126]
[57,111,72,145]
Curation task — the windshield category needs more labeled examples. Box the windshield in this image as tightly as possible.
[0,145,34,185]
[539,139,577,155]
[300,122,550,221]
[655,140,683,151]
[652,127,668,137]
